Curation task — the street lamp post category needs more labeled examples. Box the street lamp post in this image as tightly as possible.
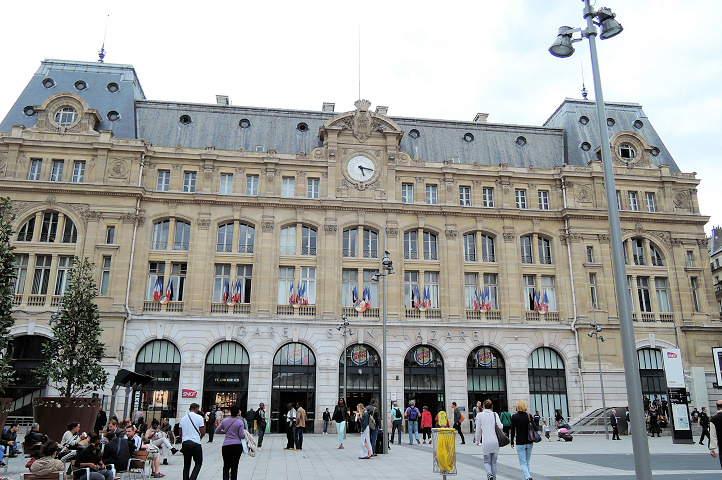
[371,249,395,454]
[588,319,609,439]
[337,313,350,440]
[549,2,652,478]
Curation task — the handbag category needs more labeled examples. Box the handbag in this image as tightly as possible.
[528,414,542,443]
[494,413,510,447]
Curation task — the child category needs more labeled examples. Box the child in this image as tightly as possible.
[543,421,551,441]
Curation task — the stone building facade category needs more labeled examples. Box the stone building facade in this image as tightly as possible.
[1,59,719,430]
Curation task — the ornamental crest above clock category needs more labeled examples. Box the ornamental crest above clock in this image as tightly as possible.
[343,151,380,189]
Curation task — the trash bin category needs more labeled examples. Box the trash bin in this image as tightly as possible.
[432,427,457,477]
[375,428,385,454]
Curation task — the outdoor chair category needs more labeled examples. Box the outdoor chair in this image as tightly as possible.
[20,473,65,480]
[115,449,148,480]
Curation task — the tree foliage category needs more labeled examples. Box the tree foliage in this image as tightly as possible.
[37,256,108,397]
[0,198,17,394]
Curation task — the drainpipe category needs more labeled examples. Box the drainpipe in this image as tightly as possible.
[562,177,586,412]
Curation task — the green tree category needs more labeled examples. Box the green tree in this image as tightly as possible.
[0,198,17,394]
[37,256,108,397]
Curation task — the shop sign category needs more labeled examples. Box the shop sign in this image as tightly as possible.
[476,347,493,367]
[351,345,368,366]
[287,345,304,365]
[415,346,432,366]
[182,389,198,398]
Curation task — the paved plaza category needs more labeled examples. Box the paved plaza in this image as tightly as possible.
[3,432,721,479]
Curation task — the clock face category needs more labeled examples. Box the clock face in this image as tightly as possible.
[347,155,376,182]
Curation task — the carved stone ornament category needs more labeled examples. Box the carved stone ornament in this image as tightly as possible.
[264,168,276,181]
[673,191,690,208]
[575,185,592,203]
[502,185,510,195]
[650,230,672,248]
[83,210,103,222]
[197,218,212,229]
[445,229,458,240]
[204,169,213,179]
[296,170,307,177]
[296,152,309,159]
[324,225,337,235]
[697,238,708,248]
[46,195,56,209]
[597,234,610,244]
[352,99,373,141]
[416,177,425,183]
[262,221,274,232]
[398,152,412,163]
[385,227,398,238]
[236,166,245,173]
[172,164,183,170]
[313,147,325,158]
[267,150,277,157]
[121,213,145,226]
[503,232,515,243]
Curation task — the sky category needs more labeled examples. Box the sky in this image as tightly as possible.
[1,0,720,235]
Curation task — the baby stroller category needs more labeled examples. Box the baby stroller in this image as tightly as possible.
[558,427,573,441]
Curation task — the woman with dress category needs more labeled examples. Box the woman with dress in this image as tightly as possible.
[357,403,372,459]
[215,405,246,480]
[478,399,504,480]
[333,397,349,449]
[510,400,534,480]
[420,406,433,444]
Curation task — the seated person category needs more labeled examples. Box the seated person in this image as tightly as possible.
[29,441,64,477]
[102,424,135,472]
[140,429,166,478]
[147,419,177,465]
[74,434,113,480]
[1,423,20,457]
[25,423,50,457]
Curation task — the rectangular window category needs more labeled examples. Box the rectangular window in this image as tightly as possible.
[590,273,599,309]
[152,221,169,250]
[632,238,646,265]
[28,159,42,180]
[363,270,379,308]
[246,175,259,195]
[307,178,320,199]
[586,246,594,263]
[220,173,233,194]
[424,271,439,308]
[342,269,358,307]
[145,262,165,300]
[301,226,316,255]
[628,191,639,211]
[212,264,231,302]
[484,273,499,310]
[538,190,549,210]
[686,251,694,267]
[520,236,533,264]
[459,186,471,206]
[404,270,419,308]
[481,235,495,262]
[300,266,316,304]
[515,189,527,209]
[277,266,295,304]
[404,231,418,259]
[363,229,378,259]
[166,262,187,302]
[627,276,634,310]
[50,160,64,182]
[282,177,295,198]
[426,185,438,205]
[463,234,476,261]
[542,276,557,311]
[54,256,74,296]
[637,277,652,312]
[655,277,670,312]
[40,212,59,242]
[106,226,115,244]
[13,254,29,295]
[99,256,111,296]
[156,170,170,191]
[482,187,494,207]
[645,192,656,212]
[538,237,552,264]
[280,226,296,255]
[401,183,414,204]
[523,275,536,311]
[464,273,478,309]
[423,232,437,260]
[691,277,701,312]
[29,257,49,299]
[235,265,252,304]
[72,161,85,183]
[183,171,196,192]
[342,229,357,257]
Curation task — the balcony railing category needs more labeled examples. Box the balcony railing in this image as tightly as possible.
[545,312,560,322]
[173,242,190,251]
[211,303,229,313]
[464,253,476,262]
[526,311,540,321]
[276,305,316,316]
[482,254,496,262]
[521,255,533,264]
[405,308,421,319]
[216,244,233,253]
[13,295,22,306]
[342,249,356,258]
[539,256,553,265]
[27,295,46,306]
[233,303,251,314]
[486,310,501,321]
[424,252,438,260]
[50,296,62,307]
[167,301,184,312]
[238,245,254,254]
[363,308,380,318]
[363,251,378,259]
[641,312,656,322]
[298,305,316,316]
[659,313,674,323]
[301,247,317,256]
[151,241,167,250]
[277,305,295,315]
[404,252,419,260]
[466,310,481,320]
[143,301,161,312]
[424,308,441,319]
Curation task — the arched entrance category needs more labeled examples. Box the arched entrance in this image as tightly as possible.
[467,346,507,414]
[339,344,381,432]
[271,343,316,433]
[202,341,250,415]
[404,345,445,422]
[528,347,568,421]
[8,335,48,416]
[134,340,181,421]
[637,348,667,402]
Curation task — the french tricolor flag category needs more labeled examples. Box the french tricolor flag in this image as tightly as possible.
[152,278,163,301]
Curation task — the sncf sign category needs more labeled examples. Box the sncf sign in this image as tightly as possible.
[181,389,198,398]
[667,352,678,359]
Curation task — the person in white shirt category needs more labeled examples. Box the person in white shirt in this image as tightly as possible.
[125,425,141,450]
[179,403,206,480]
[478,399,504,480]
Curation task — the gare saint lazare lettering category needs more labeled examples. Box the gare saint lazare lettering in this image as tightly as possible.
[235,325,480,342]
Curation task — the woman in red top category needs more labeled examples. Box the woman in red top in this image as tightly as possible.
[420,406,433,444]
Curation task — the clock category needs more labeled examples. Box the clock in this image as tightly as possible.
[346,155,376,183]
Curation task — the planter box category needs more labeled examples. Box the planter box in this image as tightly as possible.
[33,397,101,443]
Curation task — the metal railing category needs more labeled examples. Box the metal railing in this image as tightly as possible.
[143,301,161,312]
[211,303,229,313]
[27,294,46,306]
[233,303,251,314]
[167,301,184,312]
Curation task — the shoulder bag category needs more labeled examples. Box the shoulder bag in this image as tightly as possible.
[528,414,542,443]
[494,412,510,447]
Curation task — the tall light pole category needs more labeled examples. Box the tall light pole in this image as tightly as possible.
[588,319,608,439]
[549,2,652,478]
[337,313,350,439]
[371,249,394,454]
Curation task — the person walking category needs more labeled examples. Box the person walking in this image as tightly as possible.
[205,407,216,443]
[390,401,403,445]
[244,408,256,435]
[215,405,246,480]
[452,402,466,445]
[421,406,433,444]
[358,403,373,459]
[255,403,267,450]
[323,408,331,434]
[295,403,307,451]
[648,405,661,437]
[708,399,722,469]
[478,399,504,480]
[610,409,621,440]
[405,400,421,445]
[366,398,380,455]
[179,402,206,480]
[700,406,711,445]
[474,401,483,445]
[284,403,296,450]
[333,398,348,449]
[510,400,534,480]
[500,410,512,437]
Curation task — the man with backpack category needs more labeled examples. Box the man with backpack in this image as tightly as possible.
[405,400,421,445]
[390,401,404,445]
[366,398,381,455]
[700,406,711,445]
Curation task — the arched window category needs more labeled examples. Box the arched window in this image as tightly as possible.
[204,341,250,413]
[637,348,666,399]
[280,226,296,255]
[35,212,76,243]
[467,346,507,412]
[344,227,379,259]
[135,340,182,418]
[272,343,317,433]
[538,237,552,264]
[342,228,357,257]
[217,222,233,252]
[423,231,438,260]
[463,233,496,262]
[17,217,35,241]
[404,231,418,259]
[152,220,170,250]
[528,347,568,420]
[481,234,496,262]
[520,235,533,263]
[404,345,445,420]
[463,233,476,261]
[301,226,317,256]
[650,244,664,267]
[238,223,255,253]
[174,221,191,251]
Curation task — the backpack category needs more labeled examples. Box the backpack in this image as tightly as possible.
[368,407,377,430]
[394,408,402,419]
[408,407,419,421]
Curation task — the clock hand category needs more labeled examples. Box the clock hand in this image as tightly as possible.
[358,165,368,177]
